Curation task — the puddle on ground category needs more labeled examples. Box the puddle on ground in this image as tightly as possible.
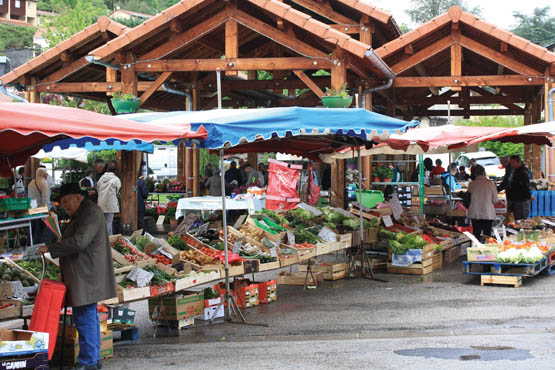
[394,347,533,361]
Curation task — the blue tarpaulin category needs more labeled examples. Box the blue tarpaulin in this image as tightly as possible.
[127,107,418,155]
[42,137,154,153]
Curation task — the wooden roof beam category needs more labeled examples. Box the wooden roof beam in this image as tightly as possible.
[40,57,90,84]
[414,109,523,116]
[393,75,545,87]
[293,70,324,97]
[289,0,356,25]
[459,35,543,77]
[391,35,453,75]
[139,72,173,106]
[134,57,332,72]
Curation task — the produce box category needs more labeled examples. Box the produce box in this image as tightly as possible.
[246,217,285,244]
[150,282,174,297]
[110,235,156,266]
[0,351,48,370]
[257,280,277,304]
[174,270,220,291]
[387,243,442,275]
[443,245,461,264]
[117,285,150,303]
[0,330,48,356]
[467,245,502,262]
[100,330,113,359]
[195,305,224,321]
[148,292,204,321]
[277,271,323,286]
[277,247,300,267]
[365,227,378,243]
[213,283,258,309]
[109,306,136,325]
[0,197,31,212]
[54,330,113,365]
[0,300,20,320]
[299,262,346,281]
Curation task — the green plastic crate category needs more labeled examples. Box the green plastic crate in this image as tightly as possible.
[0,197,31,212]
[355,190,384,209]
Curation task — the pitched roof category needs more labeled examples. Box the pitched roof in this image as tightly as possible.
[0,18,35,28]
[0,17,127,86]
[376,6,555,64]
[335,0,399,30]
[110,9,154,19]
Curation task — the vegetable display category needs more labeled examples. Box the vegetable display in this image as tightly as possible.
[0,263,36,287]
[16,260,60,281]
[167,235,190,251]
[238,224,264,242]
[293,242,315,249]
[260,209,289,225]
[134,235,150,251]
[389,232,433,255]
[112,238,150,264]
[496,246,545,264]
[150,254,172,265]
[144,266,174,284]
[293,226,322,244]
[179,249,221,266]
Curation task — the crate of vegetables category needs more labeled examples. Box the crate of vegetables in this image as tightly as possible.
[110,236,156,266]
[196,246,245,277]
[175,248,223,277]
[14,258,60,282]
[246,216,285,244]
[277,246,300,267]
[290,242,316,262]
[222,227,279,272]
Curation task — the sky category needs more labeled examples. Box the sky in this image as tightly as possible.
[365,0,554,31]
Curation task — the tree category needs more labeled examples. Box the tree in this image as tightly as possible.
[42,0,108,47]
[407,0,481,24]
[511,7,555,47]
[0,25,37,50]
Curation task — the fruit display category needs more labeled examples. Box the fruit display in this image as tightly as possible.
[199,247,243,263]
[112,238,150,263]
[293,242,316,249]
[0,262,36,287]
[149,254,172,265]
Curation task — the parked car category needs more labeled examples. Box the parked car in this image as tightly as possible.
[455,151,505,180]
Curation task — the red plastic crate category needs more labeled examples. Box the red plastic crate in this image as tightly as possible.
[258,280,277,304]
[29,279,66,360]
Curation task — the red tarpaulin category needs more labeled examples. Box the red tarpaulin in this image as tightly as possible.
[0,103,206,176]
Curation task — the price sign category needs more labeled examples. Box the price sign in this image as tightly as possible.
[318,226,337,242]
[198,223,209,237]
[493,228,502,244]
[127,267,154,288]
[270,247,277,258]
[154,247,173,260]
[332,207,353,218]
[502,225,507,240]
[382,215,393,227]
[506,228,518,235]
[232,239,243,254]
[297,202,322,216]
[287,230,295,246]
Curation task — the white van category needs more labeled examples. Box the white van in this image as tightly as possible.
[456,151,505,180]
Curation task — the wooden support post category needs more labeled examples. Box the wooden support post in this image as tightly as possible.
[450,22,462,92]
[192,144,199,197]
[359,16,372,46]
[106,67,117,96]
[120,150,140,232]
[177,143,186,178]
[247,153,258,168]
[331,159,345,209]
[225,20,238,76]
[192,73,200,111]
[24,158,40,188]
[25,77,39,103]
[331,48,346,92]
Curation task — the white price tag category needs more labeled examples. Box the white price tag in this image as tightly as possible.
[318,226,337,243]
[198,223,209,236]
[332,207,353,218]
[382,215,393,227]
[155,247,173,260]
[297,203,322,216]
[126,267,154,288]
[502,225,507,240]
[390,194,403,220]
[542,219,555,227]
[270,247,277,258]
[506,228,518,235]
[232,239,243,254]
[493,228,502,244]
[287,230,295,246]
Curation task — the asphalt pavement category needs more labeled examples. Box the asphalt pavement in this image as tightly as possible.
[101,255,555,369]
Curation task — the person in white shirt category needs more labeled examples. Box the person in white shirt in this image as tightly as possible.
[97,162,121,235]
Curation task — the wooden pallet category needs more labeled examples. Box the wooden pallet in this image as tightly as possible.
[481,275,522,288]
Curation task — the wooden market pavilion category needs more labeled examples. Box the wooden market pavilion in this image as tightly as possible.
[1,2,554,229]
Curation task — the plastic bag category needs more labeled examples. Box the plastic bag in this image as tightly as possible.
[266,159,301,210]
[307,165,320,206]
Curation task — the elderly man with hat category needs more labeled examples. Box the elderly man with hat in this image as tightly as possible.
[39,183,116,370]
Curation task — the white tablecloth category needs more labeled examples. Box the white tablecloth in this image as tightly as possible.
[175,196,266,219]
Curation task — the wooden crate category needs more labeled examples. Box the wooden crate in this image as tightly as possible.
[277,271,323,286]
[299,262,346,281]
[292,247,316,262]
[443,245,461,264]
[349,207,381,224]
[387,244,442,275]
[365,228,378,243]
[117,286,150,303]
[481,275,522,288]
[278,247,300,267]
[246,217,285,244]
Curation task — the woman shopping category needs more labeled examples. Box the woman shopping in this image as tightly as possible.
[468,165,498,241]
[97,161,121,235]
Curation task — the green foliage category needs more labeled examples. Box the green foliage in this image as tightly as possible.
[407,0,482,24]
[111,16,145,28]
[199,149,220,178]
[324,83,349,98]
[455,116,524,159]
[511,7,555,47]
[257,70,273,80]
[43,0,108,47]
[0,25,37,50]
[114,0,180,14]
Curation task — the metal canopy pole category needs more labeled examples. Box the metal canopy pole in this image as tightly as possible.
[219,148,231,319]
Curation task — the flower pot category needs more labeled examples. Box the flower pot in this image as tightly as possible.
[372,176,381,183]
[169,218,178,228]
[321,95,353,108]
[111,98,141,113]
[383,178,392,183]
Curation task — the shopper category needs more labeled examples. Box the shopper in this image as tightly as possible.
[469,158,478,180]
[224,161,242,193]
[39,183,116,370]
[431,159,445,176]
[137,173,148,230]
[97,162,121,235]
[497,156,512,192]
[79,170,95,189]
[441,163,461,194]
[245,163,265,186]
[258,163,269,186]
[456,166,470,181]
[507,155,531,220]
[468,165,498,241]
[94,159,106,183]
[28,168,54,244]
[393,162,405,183]
[204,169,223,196]
[8,167,25,196]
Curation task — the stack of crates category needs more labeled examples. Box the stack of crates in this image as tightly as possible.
[258,280,277,304]
[213,281,259,309]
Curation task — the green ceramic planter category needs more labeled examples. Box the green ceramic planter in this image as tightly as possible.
[111,98,141,113]
[321,95,353,108]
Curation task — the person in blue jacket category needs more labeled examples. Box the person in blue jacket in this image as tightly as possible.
[441,163,462,194]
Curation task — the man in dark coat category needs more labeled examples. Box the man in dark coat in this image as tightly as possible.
[39,183,117,370]
[507,155,531,220]
[224,161,242,195]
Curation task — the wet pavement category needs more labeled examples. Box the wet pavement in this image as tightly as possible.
[102,255,555,369]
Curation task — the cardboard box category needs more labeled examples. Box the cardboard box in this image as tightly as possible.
[110,306,136,325]
[0,351,48,370]
[54,330,113,365]
[0,330,49,357]
[195,305,224,321]
[467,246,502,262]
[148,292,204,321]
[100,330,113,360]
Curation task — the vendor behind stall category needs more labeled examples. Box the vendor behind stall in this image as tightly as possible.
[393,162,405,183]
[205,169,223,196]
[507,155,531,220]
[468,165,498,241]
